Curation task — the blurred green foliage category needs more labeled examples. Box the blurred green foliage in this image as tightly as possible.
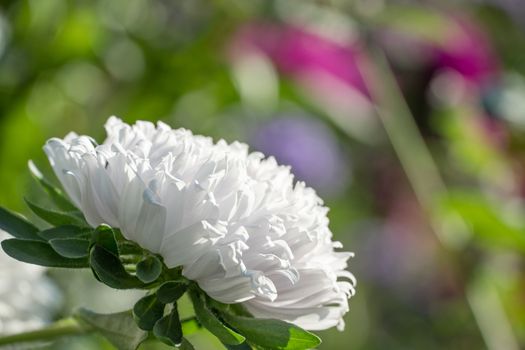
[2,0,525,349]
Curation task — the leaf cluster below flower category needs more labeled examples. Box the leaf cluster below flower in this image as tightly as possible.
[0,163,321,350]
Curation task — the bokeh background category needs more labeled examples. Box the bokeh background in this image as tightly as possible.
[1,0,525,349]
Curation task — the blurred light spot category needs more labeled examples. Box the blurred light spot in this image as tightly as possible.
[103,38,145,81]
[96,0,127,32]
[26,80,67,123]
[55,61,108,105]
[97,0,167,39]
[439,212,471,249]
[500,198,525,229]
[355,0,385,17]
[172,89,217,130]
[27,0,66,33]
[275,0,358,44]
[54,8,100,56]
[498,73,525,128]
[429,70,468,107]
[0,50,26,87]
[231,52,278,113]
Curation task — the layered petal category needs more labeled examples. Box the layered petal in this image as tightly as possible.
[44,116,356,331]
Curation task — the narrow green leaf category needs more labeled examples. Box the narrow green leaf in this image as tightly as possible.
[219,313,321,350]
[1,238,89,268]
[89,245,143,289]
[0,207,42,241]
[50,238,90,258]
[189,289,245,345]
[91,224,119,255]
[28,160,77,212]
[38,225,91,241]
[75,308,147,350]
[136,256,163,284]
[133,294,165,331]
[157,281,188,304]
[153,303,183,346]
[25,198,85,227]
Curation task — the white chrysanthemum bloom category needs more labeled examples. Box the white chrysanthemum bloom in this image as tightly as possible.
[44,117,355,330]
[0,231,60,334]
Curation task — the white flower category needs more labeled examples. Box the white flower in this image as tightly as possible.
[44,116,355,330]
[0,231,60,334]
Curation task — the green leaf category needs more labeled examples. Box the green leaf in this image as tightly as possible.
[28,160,77,212]
[152,303,183,346]
[1,238,89,268]
[25,197,85,227]
[50,238,90,258]
[89,245,143,289]
[219,313,321,350]
[90,224,119,255]
[223,342,252,350]
[440,191,525,252]
[181,317,201,335]
[38,225,91,241]
[189,289,245,345]
[178,338,196,350]
[75,308,147,350]
[208,299,252,317]
[228,304,253,318]
[118,240,144,255]
[133,294,165,331]
[157,281,188,304]
[136,256,163,284]
[0,206,42,241]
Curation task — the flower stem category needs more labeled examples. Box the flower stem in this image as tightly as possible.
[360,48,520,350]
[0,317,92,347]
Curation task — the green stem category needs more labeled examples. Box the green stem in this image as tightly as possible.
[0,318,91,347]
[358,49,520,350]
[361,49,450,244]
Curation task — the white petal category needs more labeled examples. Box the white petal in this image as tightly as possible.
[43,117,355,331]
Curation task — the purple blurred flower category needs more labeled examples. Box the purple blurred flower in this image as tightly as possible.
[251,115,350,196]
[230,22,370,98]
[362,160,461,304]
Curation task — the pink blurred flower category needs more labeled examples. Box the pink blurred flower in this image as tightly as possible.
[380,14,499,90]
[233,23,368,95]
[230,22,370,97]
[230,22,377,141]
[432,17,499,87]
